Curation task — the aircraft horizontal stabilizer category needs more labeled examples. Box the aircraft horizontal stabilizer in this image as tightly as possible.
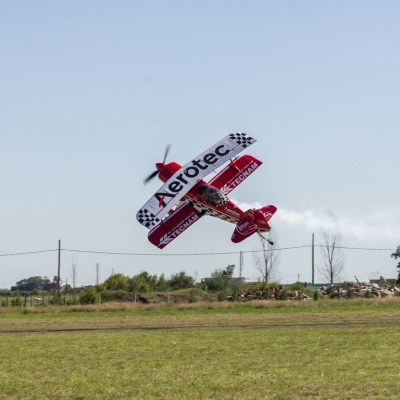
[231,205,277,243]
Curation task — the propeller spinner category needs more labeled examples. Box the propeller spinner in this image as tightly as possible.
[143,144,171,185]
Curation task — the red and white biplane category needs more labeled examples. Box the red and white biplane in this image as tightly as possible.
[136,132,277,249]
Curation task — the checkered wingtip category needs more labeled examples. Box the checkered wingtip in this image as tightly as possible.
[228,132,255,148]
[137,209,160,228]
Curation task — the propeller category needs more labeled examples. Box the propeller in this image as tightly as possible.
[143,144,171,185]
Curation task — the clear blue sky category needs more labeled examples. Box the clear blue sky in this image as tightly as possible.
[1,1,399,288]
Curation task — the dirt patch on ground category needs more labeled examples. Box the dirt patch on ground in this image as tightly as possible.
[1,311,400,334]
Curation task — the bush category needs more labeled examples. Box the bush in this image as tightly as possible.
[364,290,373,299]
[103,274,129,291]
[79,287,98,305]
[252,281,281,292]
[11,297,22,307]
[204,265,236,292]
[217,291,227,301]
[277,289,288,300]
[288,282,306,291]
[99,290,134,302]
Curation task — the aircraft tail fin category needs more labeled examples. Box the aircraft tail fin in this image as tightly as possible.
[231,205,277,244]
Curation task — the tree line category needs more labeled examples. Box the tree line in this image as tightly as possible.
[5,265,237,295]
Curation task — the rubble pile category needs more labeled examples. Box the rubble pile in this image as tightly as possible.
[236,282,400,301]
[238,287,311,301]
[318,283,400,299]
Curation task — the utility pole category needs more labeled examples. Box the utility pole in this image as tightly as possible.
[239,251,243,285]
[57,240,61,298]
[72,263,77,304]
[312,233,315,284]
[96,263,100,286]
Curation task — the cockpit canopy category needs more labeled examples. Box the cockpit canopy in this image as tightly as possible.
[196,184,229,207]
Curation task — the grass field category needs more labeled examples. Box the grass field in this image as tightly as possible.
[1,299,400,399]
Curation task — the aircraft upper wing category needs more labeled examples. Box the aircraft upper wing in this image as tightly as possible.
[208,155,262,195]
[137,132,256,230]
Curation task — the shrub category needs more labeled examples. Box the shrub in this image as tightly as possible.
[103,273,129,291]
[252,281,281,292]
[364,290,373,299]
[11,297,22,307]
[217,291,227,301]
[99,290,134,302]
[204,265,236,291]
[79,287,98,305]
[277,289,288,300]
[289,282,306,291]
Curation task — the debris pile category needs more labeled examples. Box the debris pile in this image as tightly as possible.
[238,287,311,301]
[236,282,400,301]
[147,292,216,303]
[318,283,400,298]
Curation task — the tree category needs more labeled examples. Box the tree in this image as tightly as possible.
[156,273,169,291]
[168,271,195,290]
[53,276,62,285]
[204,265,235,291]
[318,213,345,283]
[253,232,279,283]
[103,273,128,291]
[391,245,400,283]
[12,276,50,291]
[79,287,98,304]
[128,272,158,292]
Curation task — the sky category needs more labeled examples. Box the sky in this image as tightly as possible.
[1,1,399,288]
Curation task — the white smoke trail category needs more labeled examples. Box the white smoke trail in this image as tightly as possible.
[277,208,400,242]
[232,199,400,242]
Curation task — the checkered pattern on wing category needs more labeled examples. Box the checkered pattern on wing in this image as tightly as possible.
[190,200,237,225]
[229,132,255,148]
[137,209,160,228]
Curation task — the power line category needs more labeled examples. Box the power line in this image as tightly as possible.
[0,249,58,257]
[0,245,395,258]
[57,245,399,254]
[61,245,311,256]
[336,246,393,251]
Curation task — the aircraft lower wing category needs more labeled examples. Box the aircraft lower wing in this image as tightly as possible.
[147,202,204,249]
[209,155,262,195]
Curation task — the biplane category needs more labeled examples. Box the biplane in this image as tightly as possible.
[136,132,277,249]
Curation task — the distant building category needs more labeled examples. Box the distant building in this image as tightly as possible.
[369,276,397,285]
[46,283,57,292]
[201,277,247,284]
[231,277,247,285]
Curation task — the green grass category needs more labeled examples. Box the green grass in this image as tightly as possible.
[2,299,400,399]
[3,295,400,317]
